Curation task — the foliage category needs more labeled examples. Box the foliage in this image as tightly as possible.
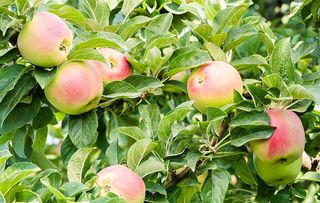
[0,0,319,202]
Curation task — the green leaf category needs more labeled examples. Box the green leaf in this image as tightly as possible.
[0,90,40,134]
[40,176,72,202]
[127,138,156,170]
[193,24,213,41]
[303,83,320,104]
[204,42,227,62]
[74,32,126,50]
[0,64,26,103]
[245,84,270,109]
[168,47,212,76]
[32,127,48,152]
[145,13,173,38]
[230,126,275,147]
[0,162,40,195]
[33,68,56,89]
[0,48,19,64]
[68,111,99,148]
[0,192,5,203]
[117,16,152,40]
[230,111,270,128]
[270,38,295,82]
[235,157,257,185]
[15,0,29,14]
[103,80,140,98]
[292,41,317,63]
[105,140,121,165]
[144,34,177,58]
[158,101,193,142]
[15,190,42,203]
[288,84,315,100]
[68,48,105,62]
[124,75,163,92]
[61,136,78,164]
[67,147,98,183]
[79,0,109,27]
[32,107,54,129]
[49,6,86,28]
[144,47,173,75]
[114,126,146,140]
[12,126,29,158]
[261,73,292,98]
[135,156,165,178]
[212,5,249,34]
[298,172,320,182]
[138,104,161,138]
[229,112,275,147]
[121,0,143,17]
[231,55,267,71]
[106,0,120,10]
[60,182,89,197]
[0,144,11,168]
[200,169,230,203]
[184,150,202,172]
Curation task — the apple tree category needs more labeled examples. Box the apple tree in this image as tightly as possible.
[0,0,319,202]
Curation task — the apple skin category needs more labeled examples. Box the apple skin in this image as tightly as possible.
[96,165,145,203]
[17,12,73,67]
[187,61,243,113]
[93,48,132,83]
[254,155,302,185]
[250,109,305,165]
[44,61,103,115]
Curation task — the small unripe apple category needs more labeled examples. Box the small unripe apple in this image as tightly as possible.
[96,165,145,203]
[187,61,243,112]
[254,155,302,185]
[18,12,73,67]
[44,61,103,115]
[93,48,132,83]
[250,109,305,165]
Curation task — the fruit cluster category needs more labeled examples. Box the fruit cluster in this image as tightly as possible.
[17,12,144,203]
[184,62,305,186]
[18,12,132,115]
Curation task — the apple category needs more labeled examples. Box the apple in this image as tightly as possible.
[17,12,73,67]
[44,61,103,115]
[254,155,302,185]
[250,109,305,165]
[96,165,145,203]
[93,48,132,83]
[187,61,243,113]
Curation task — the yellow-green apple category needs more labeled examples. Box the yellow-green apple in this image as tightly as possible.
[254,155,302,185]
[96,165,145,203]
[17,12,73,67]
[187,61,243,112]
[44,61,103,115]
[250,109,305,164]
[93,48,132,83]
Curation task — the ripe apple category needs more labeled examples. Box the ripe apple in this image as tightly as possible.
[250,109,305,165]
[254,155,302,185]
[17,12,73,67]
[93,48,132,83]
[187,61,243,112]
[44,61,103,115]
[96,165,145,203]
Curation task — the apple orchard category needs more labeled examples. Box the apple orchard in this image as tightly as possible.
[0,0,319,203]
